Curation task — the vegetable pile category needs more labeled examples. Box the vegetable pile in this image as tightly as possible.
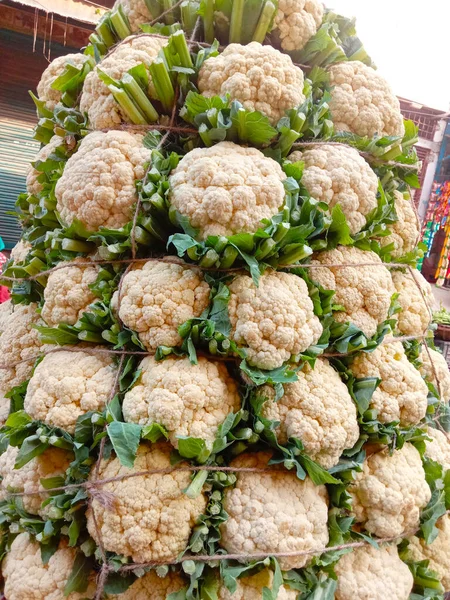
[1,1,449,599]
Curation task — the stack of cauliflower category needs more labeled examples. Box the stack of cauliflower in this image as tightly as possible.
[1,1,450,599]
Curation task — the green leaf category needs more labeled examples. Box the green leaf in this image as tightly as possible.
[40,537,59,565]
[5,410,31,429]
[104,572,137,594]
[177,437,210,462]
[141,422,169,443]
[63,553,94,596]
[299,453,339,485]
[15,435,49,468]
[107,422,142,468]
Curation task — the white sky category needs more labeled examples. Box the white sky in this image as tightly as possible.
[330,0,450,111]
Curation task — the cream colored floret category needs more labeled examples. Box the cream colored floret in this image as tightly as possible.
[123,356,240,448]
[37,53,90,111]
[348,444,431,538]
[350,341,428,425]
[408,515,450,591]
[380,191,419,258]
[80,35,166,129]
[328,61,405,138]
[112,0,153,33]
[86,442,207,562]
[26,135,65,196]
[10,239,32,264]
[2,532,96,600]
[169,142,286,240]
[108,569,186,599]
[0,445,71,516]
[198,42,305,125]
[419,347,450,402]
[220,452,329,570]
[228,270,323,370]
[24,349,117,433]
[289,144,378,234]
[261,359,359,468]
[310,246,395,338]
[0,299,12,333]
[391,269,434,336]
[334,545,414,600]
[424,426,450,470]
[118,261,210,350]
[218,569,297,600]
[273,0,324,52]
[55,130,150,230]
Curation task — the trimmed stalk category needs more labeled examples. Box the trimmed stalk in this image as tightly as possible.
[199,249,220,268]
[163,0,176,24]
[110,8,131,39]
[273,222,290,243]
[279,128,301,157]
[78,330,105,343]
[229,0,245,42]
[187,246,203,261]
[278,243,313,265]
[60,238,95,253]
[149,59,175,113]
[172,30,194,69]
[254,238,277,261]
[213,236,229,253]
[145,0,163,17]
[96,18,116,47]
[133,226,153,246]
[185,469,209,499]
[198,123,214,147]
[110,85,147,124]
[181,1,199,35]
[219,245,239,268]
[141,215,167,242]
[202,0,215,44]
[253,0,276,42]
[121,74,159,122]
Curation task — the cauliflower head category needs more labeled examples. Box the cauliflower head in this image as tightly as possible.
[10,239,32,264]
[123,356,240,448]
[273,0,324,52]
[169,142,286,240]
[86,442,207,562]
[218,569,297,600]
[328,61,405,138]
[334,545,413,600]
[118,261,210,350]
[0,445,71,516]
[198,42,305,125]
[0,298,12,333]
[55,130,150,230]
[108,569,186,599]
[220,451,329,570]
[80,35,166,129]
[289,144,378,234]
[349,341,428,425]
[2,532,96,600]
[228,270,323,370]
[348,443,431,537]
[424,426,450,471]
[408,515,450,591]
[24,349,118,433]
[37,53,90,111]
[26,135,65,196]
[391,269,433,335]
[380,191,419,258]
[419,347,450,402]
[112,0,153,33]
[261,358,359,468]
[310,246,395,338]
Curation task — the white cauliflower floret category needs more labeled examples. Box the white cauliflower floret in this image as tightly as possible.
[218,569,297,599]
[86,442,207,562]
[261,358,359,468]
[310,246,395,338]
[37,53,90,111]
[228,270,323,370]
[26,135,65,196]
[391,269,433,336]
[24,349,118,434]
[380,191,419,258]
[289,144,378,234]
[118,261,210,350]
[55,130,150,231]
[273,0,324,52]
[198,42,305,125]
[112,0,153,33]
[221,452,329,570]
[328,61,405,138]
[419,347,450,402]
[169,142,286,240]
[348,443,431,537]
[2,532,96,600]
[80,35,166,129]
[10,239,32,264]
[334,545,414,600]
[0,445,71,516]
[350,341,428,425]
[424,426,450,470]
[0,299,12,333]
[41,262,99,326]
[108,569,186,599]
[408,515,450,591]
[123,356,240,449]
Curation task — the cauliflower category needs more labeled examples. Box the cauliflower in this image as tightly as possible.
[261,358,359,468]
[220,451,329,570]
[41,262,99,326]
[10,239,32,264]
[198,42,305,125]
[86,442,207,562]
[0,445,71,516]
[334,545,414,600]
[80,35,166,129]
[424,426,450,470]
[2,532,96,600]
[24,349,117,434]
[419,347,450,402]
[273,0,324,52]
[108,569,186,599]
[218,569,297,600]
[26,135,65,197]
[349,341,428,425]
[0,392,9,426]
[118,261,210,350]
[112,0,153,33]
[348,443,431,537]
[228,270,323,370]
[328,61,405,138]
[55,130,150,231]
[310,246,395,338]
[408,515,450,591]
[169,142,286,240]
[289,144,378,234]
[391,269,433,336]
[380,191,419,258]
[0,298,12,333]
[0,300,13,423]
[123,356,240,449]
[37,53,90,111]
